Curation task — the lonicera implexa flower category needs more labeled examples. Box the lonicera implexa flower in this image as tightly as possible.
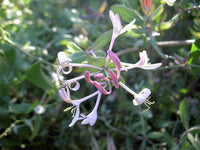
[56,10,162,127]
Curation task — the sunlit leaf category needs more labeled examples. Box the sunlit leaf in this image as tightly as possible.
[155,14,180,31]
[26,62,54,90]
[68,51,88,63]
[67,42,83,53]
[188,39,200,75]
[111,5,143,25]
[151,5,164,21]
[92,30,112,50]
[187,133,200,150]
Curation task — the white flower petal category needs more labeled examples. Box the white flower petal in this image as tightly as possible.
[133,99,139,106]
[57,51,71,65]
[69,81,80,91]
[120,19,136,35]
[141,63,162,70]
[69,105,80,127]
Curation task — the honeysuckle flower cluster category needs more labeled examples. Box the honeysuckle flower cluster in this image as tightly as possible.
[56,10,162,127]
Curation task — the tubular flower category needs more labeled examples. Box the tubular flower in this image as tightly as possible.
[109,10,136,50]
[68,105,81,127]
[107,50,121,79]
[136,50,162,70]
[81,93,102,126]
[133,88,154,110]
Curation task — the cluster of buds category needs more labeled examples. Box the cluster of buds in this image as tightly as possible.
[56,10,162,127]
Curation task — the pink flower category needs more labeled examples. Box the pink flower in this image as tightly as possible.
[107,50,121,79]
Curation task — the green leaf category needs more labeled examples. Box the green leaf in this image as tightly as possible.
[111,5,143,25]
[67,42,83,53]
[163,131,174,148]
[187,133,200,150]
[26,62,54,90]
[68,51,88,63]
[5,49,16,66]
[92,30,112,50]
[179,99,189,129]
[155,14,180,31]
[0,107,9,116]
[11,103,31,114]
[188,39,200,74]
[30,115,42,140]
[151,5,164,21]
[26,100,40,114]
[191,39,200,52]
[87,56,106,67]
[146,131,164,140]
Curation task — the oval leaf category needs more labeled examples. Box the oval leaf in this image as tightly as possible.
[179,99,189,129]
[155,14,180,31]
[111,5,143,25]
[151,4,164,21]
[26,62,53,90]
[92,30,112,50]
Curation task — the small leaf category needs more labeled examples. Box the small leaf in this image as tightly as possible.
[151,5,164,21]
[111,5,143,25]
[146,131,164,140]
[155,14,180,31]
[87,56,106,67]
[179,99,189,129]
[191,39,200,52]
[30,115,42,140]
[163,131,175,148]
[11,103,31,114]
[187,133,200,150]
[67,42,83,53]
[68,51,88,63]
[188,39,200,74]
[0,107,9,116]
[26,62,54,90]
[92,30,112,50]
[26,100,40,114]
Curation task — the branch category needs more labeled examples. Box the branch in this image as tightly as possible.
[157,39,195,47]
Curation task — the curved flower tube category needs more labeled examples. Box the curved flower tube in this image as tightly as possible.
[109,70,119,89]
[107,50,121,79]
[93,81,111,95]
[94,73,109,82]
[109,10,136,50]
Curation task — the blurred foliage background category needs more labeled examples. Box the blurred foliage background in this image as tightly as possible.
[0,0,200,149]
